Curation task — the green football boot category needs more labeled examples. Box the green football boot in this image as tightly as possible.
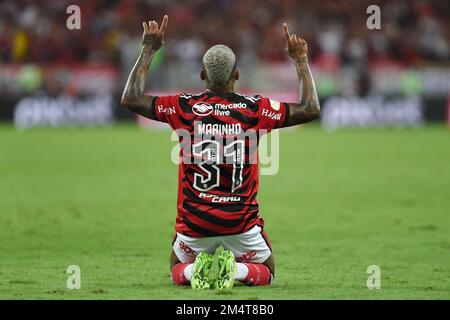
[191,252,214,290]
[213,250,237,290]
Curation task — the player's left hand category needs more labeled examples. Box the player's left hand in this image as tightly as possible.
[142,15,168,51]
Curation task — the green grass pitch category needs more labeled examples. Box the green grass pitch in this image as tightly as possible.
[0,124,449,299]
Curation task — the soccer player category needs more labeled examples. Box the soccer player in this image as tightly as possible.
[121,15,320,289]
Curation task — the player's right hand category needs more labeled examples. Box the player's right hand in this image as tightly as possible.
[142,15,168,51]
[283,23,308,61]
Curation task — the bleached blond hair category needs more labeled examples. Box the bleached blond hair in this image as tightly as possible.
[202,45,236,89]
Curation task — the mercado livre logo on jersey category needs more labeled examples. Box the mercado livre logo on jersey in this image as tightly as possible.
[193,102,247,117]
[192,102,214,116]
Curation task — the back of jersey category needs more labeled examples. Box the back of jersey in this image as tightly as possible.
[151,91,289,237]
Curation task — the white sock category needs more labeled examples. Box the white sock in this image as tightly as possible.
[235,263,249,281]
[183,263,194,281]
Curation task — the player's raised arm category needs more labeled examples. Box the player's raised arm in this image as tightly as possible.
[282,23,320,126]
[120,15,168,119]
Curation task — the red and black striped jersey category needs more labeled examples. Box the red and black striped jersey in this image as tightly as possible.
[151,91,289,237]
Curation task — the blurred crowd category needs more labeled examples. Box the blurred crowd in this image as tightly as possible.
[1,0,449,70]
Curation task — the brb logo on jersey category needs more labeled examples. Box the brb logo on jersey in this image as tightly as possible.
[192,102,213,116]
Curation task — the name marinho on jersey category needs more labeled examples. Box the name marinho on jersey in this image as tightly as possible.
[195,122,242,135]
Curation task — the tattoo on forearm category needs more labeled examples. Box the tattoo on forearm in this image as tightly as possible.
[122,47,154,103]
[287,58,320,125]
[296,58,319,110]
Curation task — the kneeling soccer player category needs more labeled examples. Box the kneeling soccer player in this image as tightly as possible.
[121,15,320,289]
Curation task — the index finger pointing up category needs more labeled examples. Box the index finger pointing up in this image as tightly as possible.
[283,23,290,41]
[160,15,168,33]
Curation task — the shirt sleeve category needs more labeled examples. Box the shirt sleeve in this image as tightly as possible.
[151,94,182,129]
[255,96,290,131]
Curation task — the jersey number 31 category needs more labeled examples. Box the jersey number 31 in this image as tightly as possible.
[192,140,244,193]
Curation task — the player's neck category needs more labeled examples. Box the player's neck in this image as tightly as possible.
[205,87,234,94]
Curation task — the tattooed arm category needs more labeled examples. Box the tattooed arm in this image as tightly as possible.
[282,23,320,127]
[120,15,168,119]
